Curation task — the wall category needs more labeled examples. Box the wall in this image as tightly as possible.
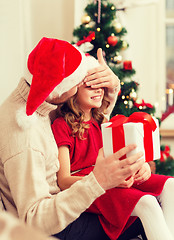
[0,0,25,103]
[0,0,75,105]
[30,0,75,45]
[117,1,165,117]
[123,5,159,103]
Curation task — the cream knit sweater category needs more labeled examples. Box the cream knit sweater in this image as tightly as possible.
[0,78,118,236]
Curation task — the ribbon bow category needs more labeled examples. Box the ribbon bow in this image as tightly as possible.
[134,99,153,109]
[160,145,171,162]
[76,32,95,46]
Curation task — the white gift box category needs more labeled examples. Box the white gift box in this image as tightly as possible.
[101,117,160,161]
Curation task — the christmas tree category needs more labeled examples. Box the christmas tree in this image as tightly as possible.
[72,0,174,176]
[156,145,174,176]
[72,0,156,117]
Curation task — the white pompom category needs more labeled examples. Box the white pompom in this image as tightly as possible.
[16,107,38,129]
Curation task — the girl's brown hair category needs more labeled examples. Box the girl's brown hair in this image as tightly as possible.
[56,90,110,139]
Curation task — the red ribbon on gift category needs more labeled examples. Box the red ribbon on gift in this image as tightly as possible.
[76,32,95,46]
[108,112,157,162]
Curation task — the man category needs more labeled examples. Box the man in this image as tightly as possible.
[0,37,147,239]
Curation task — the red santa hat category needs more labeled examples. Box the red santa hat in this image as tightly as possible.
[25,37,99,116]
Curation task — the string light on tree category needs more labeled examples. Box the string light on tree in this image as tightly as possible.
[124,100,128,105]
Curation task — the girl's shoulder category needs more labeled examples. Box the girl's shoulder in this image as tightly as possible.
[52,116,72,137]
[52,116,70,131]
[52,116,66,125]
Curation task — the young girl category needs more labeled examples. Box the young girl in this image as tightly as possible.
[52,71,174,240]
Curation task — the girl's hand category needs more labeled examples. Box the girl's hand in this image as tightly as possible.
[84,48,120,93]
[133,162,151,185]
[117,176,135,188]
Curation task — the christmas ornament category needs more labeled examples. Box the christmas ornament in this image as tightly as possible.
[129,101,133,108]
[114,22,123,33]
[130,90,137,100]
[88,21,96,28]
[81,14,91,24]
[123,60,132,70]
[112,55,122,64]
[102,1,108,7]
[107,36,118,46]
[121,41,128,50]
[85,24,90,28]
[124,77,132,82]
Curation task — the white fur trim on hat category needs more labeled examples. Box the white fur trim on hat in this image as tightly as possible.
[16,107,38,129]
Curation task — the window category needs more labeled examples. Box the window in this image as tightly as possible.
[165,0,174,108]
